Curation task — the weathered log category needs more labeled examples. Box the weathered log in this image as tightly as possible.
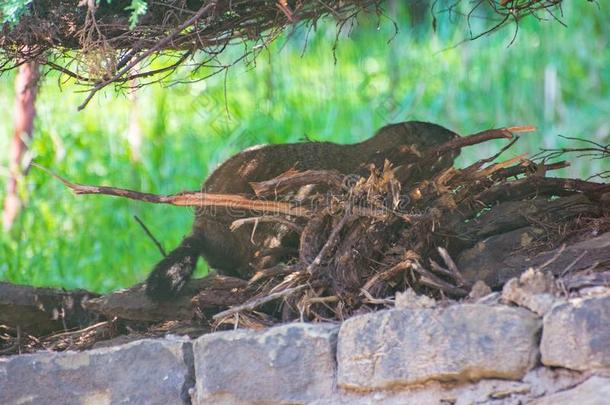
[458,230,610,288]
[0,282,98,335]
[453,194,601,242]
[523,231,610,276]
[84,274,248,322]
[475,176,609,205]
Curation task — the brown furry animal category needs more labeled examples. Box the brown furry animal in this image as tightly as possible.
[145,121,459,300]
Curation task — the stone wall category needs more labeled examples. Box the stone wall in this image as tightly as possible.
[1,285,609,404]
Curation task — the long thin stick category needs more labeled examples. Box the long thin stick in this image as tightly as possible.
[133,215,167,257]
[212,285,307,320]
[33,163,310,217]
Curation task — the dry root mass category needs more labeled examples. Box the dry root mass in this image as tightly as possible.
[2,124,609,354]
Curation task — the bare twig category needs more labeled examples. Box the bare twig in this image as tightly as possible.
[437,247,467,287]
[212,284,307,320]
[230,216,303,233]
[134,215,167,257]
[250,169,345,197]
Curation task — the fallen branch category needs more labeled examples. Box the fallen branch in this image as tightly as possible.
[33,163,310,217]
[212,285,307,321]
[84,274,249,322]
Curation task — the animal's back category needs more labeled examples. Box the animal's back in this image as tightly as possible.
[202,120,459,195]
[202,141,356,194]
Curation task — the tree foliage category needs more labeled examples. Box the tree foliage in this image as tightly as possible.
[0,1,576,109]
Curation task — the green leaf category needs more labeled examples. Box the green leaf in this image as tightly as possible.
[1,0,33,24]
[126,0,148,30]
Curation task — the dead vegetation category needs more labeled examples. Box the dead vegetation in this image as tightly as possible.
[2,123,608,356]
[1,1,571,109]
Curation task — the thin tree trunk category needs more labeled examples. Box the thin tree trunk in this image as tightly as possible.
[3,61,40,231]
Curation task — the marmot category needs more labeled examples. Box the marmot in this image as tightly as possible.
[145,121,459,300]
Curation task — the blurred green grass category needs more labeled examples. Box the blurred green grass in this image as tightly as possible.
[0,1,608,292]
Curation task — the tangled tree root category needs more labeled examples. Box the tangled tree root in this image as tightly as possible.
[2,124,609,354]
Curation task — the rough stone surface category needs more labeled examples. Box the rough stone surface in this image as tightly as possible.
[541,293,610,371]
[529,376,610,405]
[193,322,338,404]
[501,268,559,316]
[395,288,436,309]
[0,338,193,405]
[337,304,541,391]
[468,280,493,301]
[4,297,610,404]
[315,367,591,404]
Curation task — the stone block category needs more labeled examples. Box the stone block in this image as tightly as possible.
[541,293,610,370]
[530,376,610,405]
[501,268,558,316]
[337,304,541,390]
[193,322,338,404]
[0,338,193,405]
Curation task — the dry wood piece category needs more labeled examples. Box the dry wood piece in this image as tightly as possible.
[0,282,98,335]
[83,274,248,322]
[33,163,310,217]
[249,169,345,197]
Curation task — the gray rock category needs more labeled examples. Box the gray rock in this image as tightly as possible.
[501,268,559,316]
[193,322,338,404]
[541,293,610,370]
[337,304,541,391]
[529,376,610,405]
[395,289,436,309]
[468,280,493,301]
[316,366,589,404]
[0,338,193,405]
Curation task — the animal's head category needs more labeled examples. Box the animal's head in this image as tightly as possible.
[365,121,461,181]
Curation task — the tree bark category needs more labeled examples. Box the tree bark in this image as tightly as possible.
[3,61,40,231]
[0,282,99,335]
